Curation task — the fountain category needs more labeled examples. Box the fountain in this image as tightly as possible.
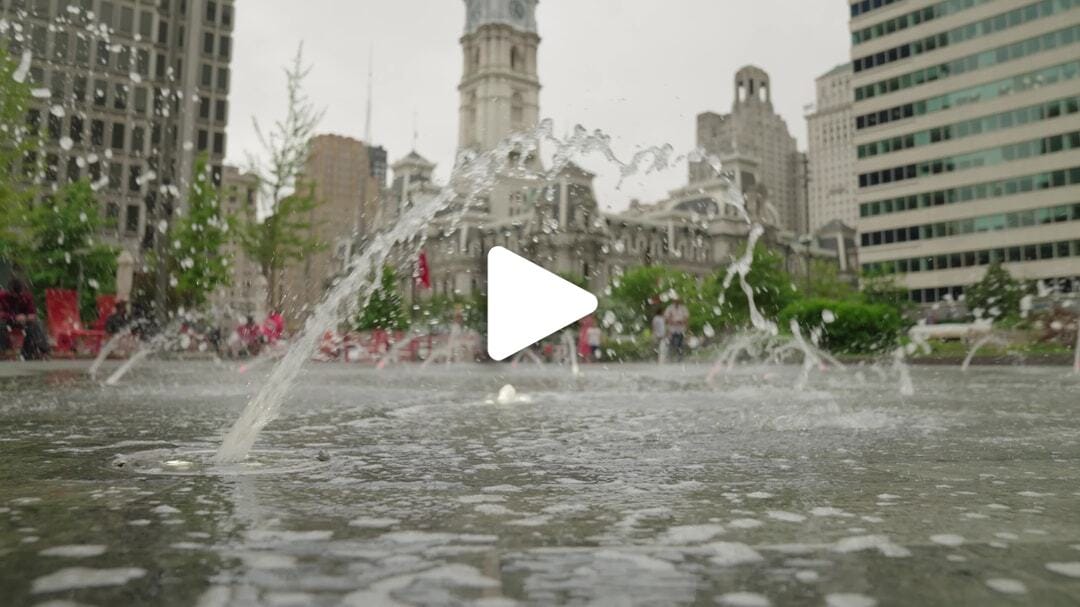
[214,123,714,462]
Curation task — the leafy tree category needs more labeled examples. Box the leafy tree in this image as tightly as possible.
[711,244,797,328]
[801,258,858,301]
[169,156,232,309]
[24,181,118,319]
[239,45,326,309]
[0,47,38,263]
[413,292,486,332]
[605,266,708,334]
[354,266,409,331]
[965,261,1028,322]
[861,267,911,312]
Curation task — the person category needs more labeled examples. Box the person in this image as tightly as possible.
[236,316,262,358]
[104,301,130,335]
[664,297,690,361]
[586,322,603,361]
[651,308,667,359]
[1,279,50,360]
[262,310,285,344]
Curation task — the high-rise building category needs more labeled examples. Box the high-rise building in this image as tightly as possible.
[213,165,262,317]
[806,63,858,233]
[852,0,1080,304]
[280,134,382,324]
[691,66,808,234]
[1,0,235,256]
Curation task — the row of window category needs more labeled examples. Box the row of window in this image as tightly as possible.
[26,107,225,160]
[863,239,1080,276]
[860,166,1080,218]
[860,202,1080,248]
[851,0,902,18]
[856,25,1080,101]
[852,0,992,46]
[857,60,1079,132]
[908,276,1079,303]
[854,0,1075,73]
[858,131,1080,188]
[858,96,1080,159]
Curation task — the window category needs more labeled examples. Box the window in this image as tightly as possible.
[111,123,125,150]
[216,67,229,91]
[201,63,213,86]
[206,1,217,22]
[203,32,215,55]
[125,205,140,234]
[90,120,105,146]
[129,165,142,193]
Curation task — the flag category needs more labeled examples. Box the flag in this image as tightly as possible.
[416,251,431,289]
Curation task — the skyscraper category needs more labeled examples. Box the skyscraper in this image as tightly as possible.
[1,0,235,257]
[806,63,858,233]
[852,0,1080,303]
[691,66,808,234]
[279,134,383,325]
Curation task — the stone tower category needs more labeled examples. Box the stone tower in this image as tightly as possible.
[459,0,541,152]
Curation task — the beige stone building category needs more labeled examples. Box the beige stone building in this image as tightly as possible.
[375,0,844,306]
[691,66,809,235]
[280,134,384,324]
[807,63,858,233]
[212,166,262,318]
[852,0,1080,303]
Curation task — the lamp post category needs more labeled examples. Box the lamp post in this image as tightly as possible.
[116,250,135,302]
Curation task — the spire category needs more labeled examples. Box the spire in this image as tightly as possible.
[364,48,374,144]
[412,110,419,151]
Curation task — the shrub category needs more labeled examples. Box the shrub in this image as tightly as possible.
[780,298,902,355]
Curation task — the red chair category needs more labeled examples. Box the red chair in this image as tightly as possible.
[45,289,107,356]
[94,295,117,332]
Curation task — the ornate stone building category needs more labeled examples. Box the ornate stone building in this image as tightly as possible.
[377,0,841,303]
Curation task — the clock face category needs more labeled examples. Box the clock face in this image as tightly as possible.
[510,0,526,20]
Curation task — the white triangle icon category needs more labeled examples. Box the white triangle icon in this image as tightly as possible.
[487,247,598,361]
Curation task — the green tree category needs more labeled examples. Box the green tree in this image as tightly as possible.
[24,181,118,319]
[354,266,409,331]
[861,267,911,311]
[711,244,797,328]
[801,259,858,300]
[0,47,38,262]
[239,45,326,309]
[605,266,708,334]
[965,261,1028,322]
[169,156,233,309]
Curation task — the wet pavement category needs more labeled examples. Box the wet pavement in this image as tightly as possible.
[1,361,1079,606]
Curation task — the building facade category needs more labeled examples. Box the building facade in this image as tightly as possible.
[212,165,262,318]
[851,0,1080,303]
[1,0,235,256]
[690,66,809,235]
[378,0,843,306]
[806,63,858,233]
[280,134,384,324]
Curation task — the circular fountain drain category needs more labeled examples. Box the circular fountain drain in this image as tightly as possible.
[111,448,330,477]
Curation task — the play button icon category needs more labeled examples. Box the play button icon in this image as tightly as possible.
[487,247,598,361]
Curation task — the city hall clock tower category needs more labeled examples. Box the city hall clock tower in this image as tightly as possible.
[459,0,541,152]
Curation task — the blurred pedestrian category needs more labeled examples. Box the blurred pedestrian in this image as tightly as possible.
[1,279,49,360]
[664,297,690,361]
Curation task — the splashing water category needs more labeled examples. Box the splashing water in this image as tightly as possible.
[563,330,581,377]
[1073,321,1080,375]
[218,123,729,462]
[88,329,131,380]
[961,333,1009,373]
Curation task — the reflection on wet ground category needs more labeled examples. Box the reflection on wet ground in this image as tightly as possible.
[1,361,1079,605]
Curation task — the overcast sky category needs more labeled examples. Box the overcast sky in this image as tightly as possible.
[227,0,851,211]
